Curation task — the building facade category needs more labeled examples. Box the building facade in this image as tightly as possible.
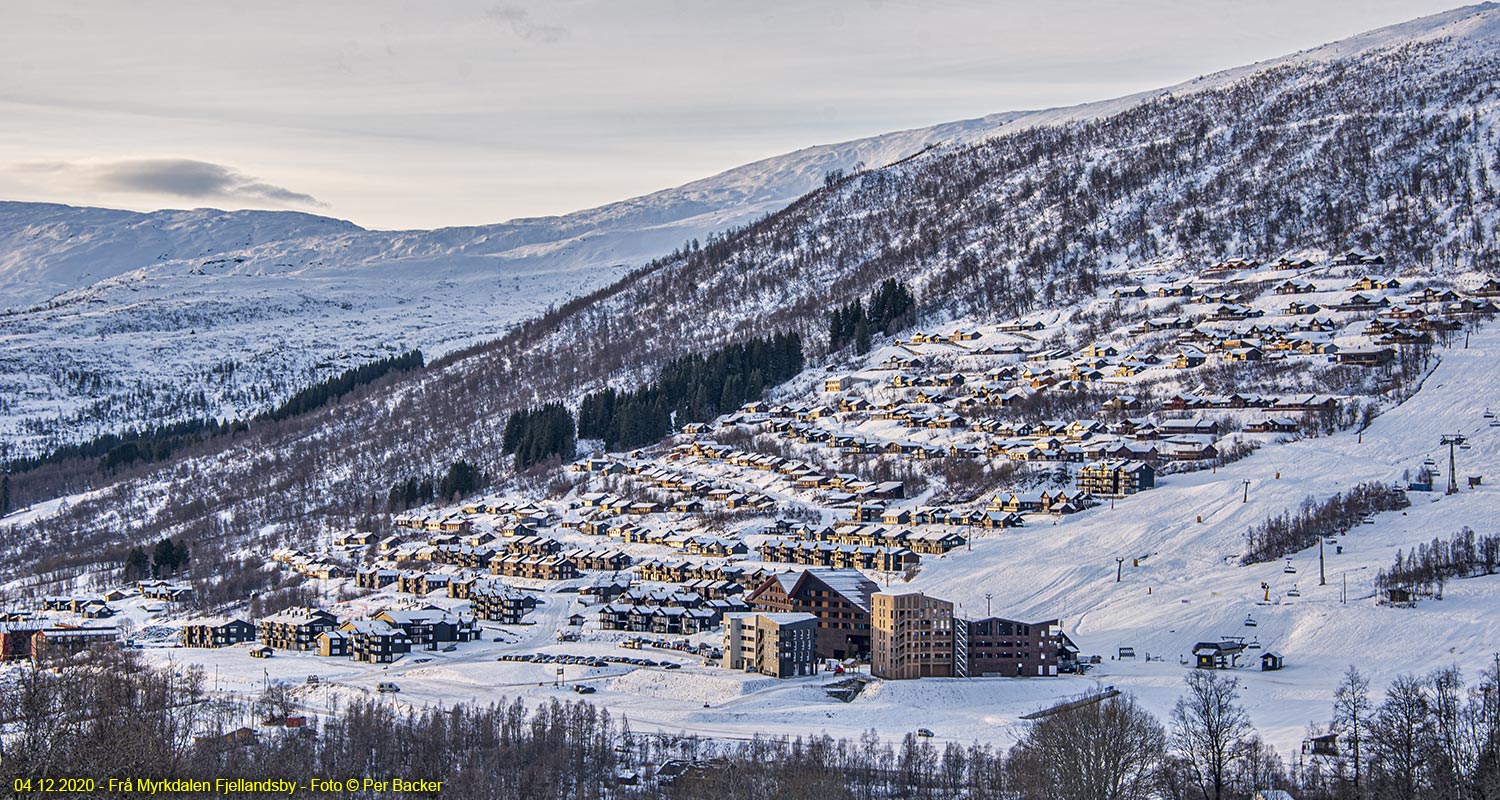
[871,591,955,679]
[340,620,413,663]
[1076,460,1155,497]
[721,612,819,678]
[965,617,1064,677]
[180,617,256,648]
[746,569,878,660]
[258,608,338,651]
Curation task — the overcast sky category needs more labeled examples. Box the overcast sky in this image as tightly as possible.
[0,1,1467,230]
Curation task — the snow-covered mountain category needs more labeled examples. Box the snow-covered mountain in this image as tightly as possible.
[8,3,1500,458]
[2,2,1499,534]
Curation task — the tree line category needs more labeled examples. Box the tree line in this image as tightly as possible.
[0,350,424,509]
[120,537,192,581]
[1376,525,1500,600]
[4,416,245,478]
[255,350,423,423]
[503,403,576,470]
[4,650,1498,799]
[1242,481,1411,564]
[828,278,917,353]
[576,332,804,451]
[385,460,483,512]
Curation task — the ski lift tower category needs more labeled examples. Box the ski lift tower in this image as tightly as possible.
[1440,433,1468,495]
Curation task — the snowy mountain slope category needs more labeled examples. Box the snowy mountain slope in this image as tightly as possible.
[7,4,1500,458]
[11,2,1496,310]
[6,4,1500,594]
[6,6,1500,765]
[56,277,1500,761]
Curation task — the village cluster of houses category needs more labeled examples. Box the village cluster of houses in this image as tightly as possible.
[0,579,201,663]
[181,603,488,664]
[571,461,781,514]
[596,584,752,635]
[144,253,1485,685]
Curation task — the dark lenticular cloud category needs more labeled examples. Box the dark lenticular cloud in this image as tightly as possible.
[9,158,326,207]
[90,158,324,206]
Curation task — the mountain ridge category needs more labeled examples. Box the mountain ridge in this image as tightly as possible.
[8,3,1498,310]
[2,2,1498,517]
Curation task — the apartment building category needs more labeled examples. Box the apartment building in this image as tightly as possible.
[721,612,819,678]
[746,568,878,660]
[870,591,955,679]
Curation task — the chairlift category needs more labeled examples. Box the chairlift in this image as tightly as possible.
[1286,585,1302,598]
[1460,443,1472,451]
[1244,615,1258,628]
[1284,559,1298,574]
[1247,637,1262,650]
[1484,408,1494,419]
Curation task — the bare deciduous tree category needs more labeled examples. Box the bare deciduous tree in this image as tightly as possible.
[1332,664,1371,792]
[1008,693,1165,800]
[1168,670,1253,800]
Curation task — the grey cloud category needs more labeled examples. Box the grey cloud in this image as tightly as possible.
[486,5,568,43]
[15,158,325,207]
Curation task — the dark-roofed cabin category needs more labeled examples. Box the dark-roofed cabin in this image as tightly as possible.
[1193,640,1246,669]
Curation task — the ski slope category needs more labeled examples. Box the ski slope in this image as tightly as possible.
[903,323,1500,749]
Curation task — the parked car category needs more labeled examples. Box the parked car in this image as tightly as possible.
[915,728,935,738]
[442,644,458,652]
[573,685,597,694]
[663,662,682,670]
[377,682,401,693]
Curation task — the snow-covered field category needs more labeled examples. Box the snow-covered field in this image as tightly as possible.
[907,322,1500,751]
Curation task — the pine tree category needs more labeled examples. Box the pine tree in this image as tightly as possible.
[152,539,177,578]
[439,461,481,500]
[123,546,150,581]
